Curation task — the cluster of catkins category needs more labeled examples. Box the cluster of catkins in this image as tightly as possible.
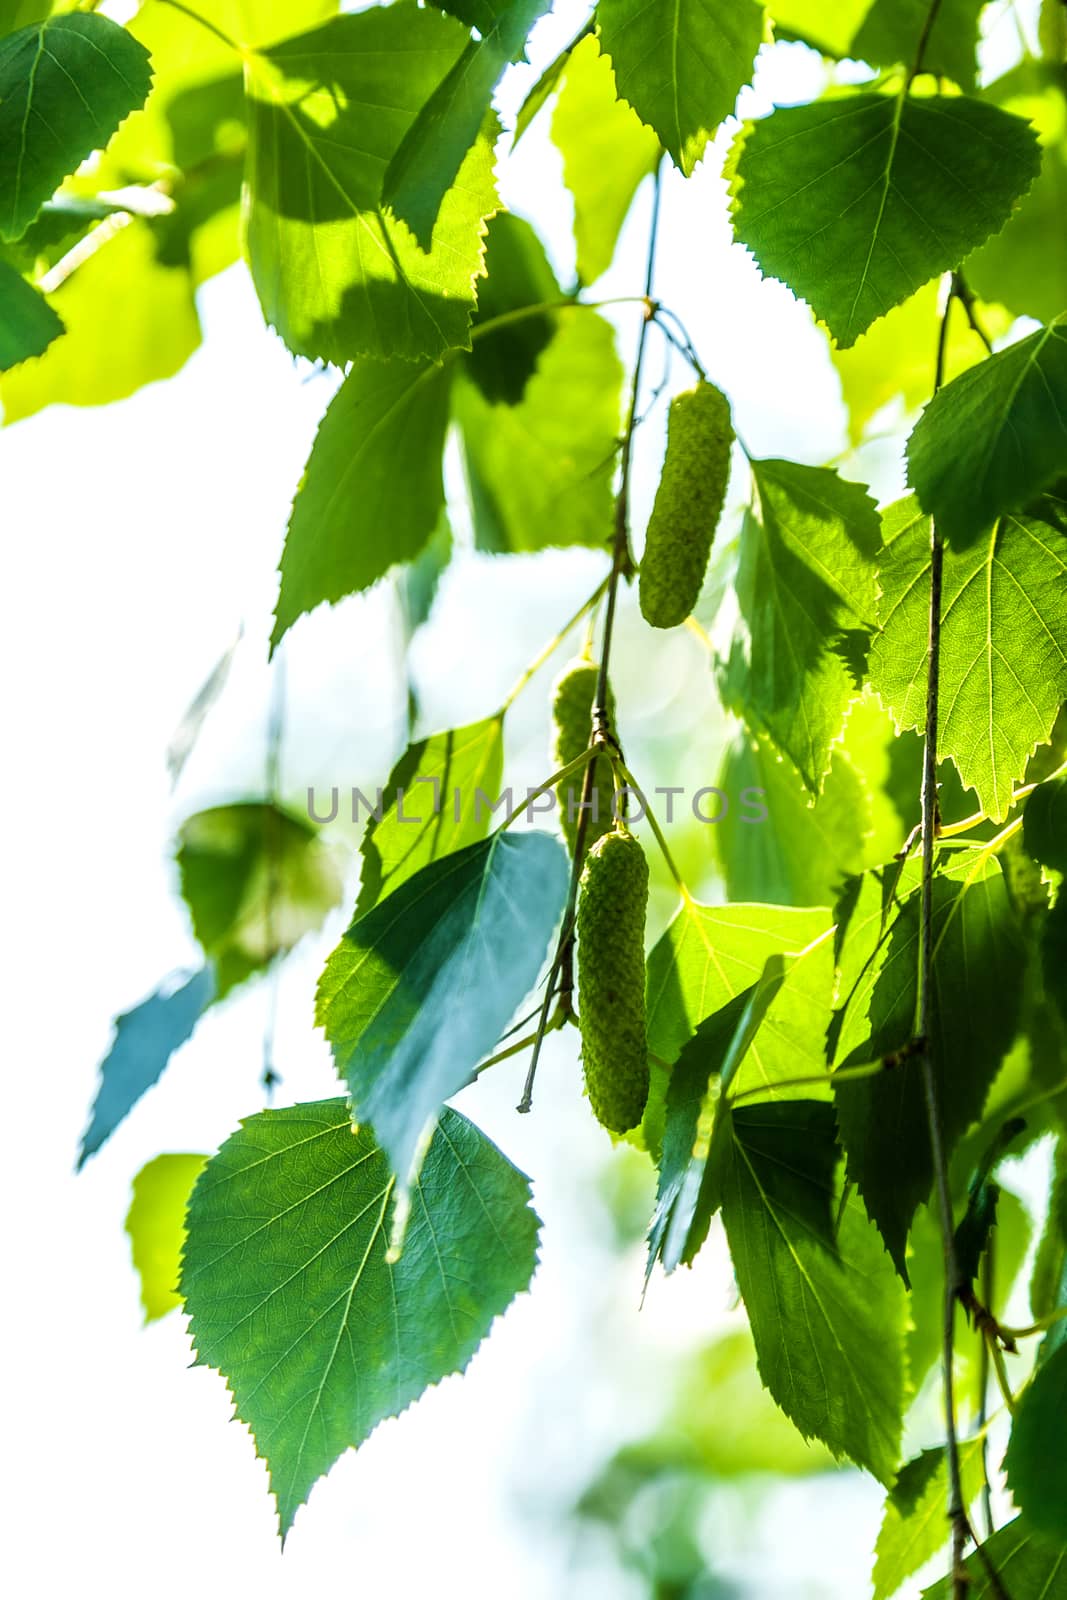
[551,381,734,1135]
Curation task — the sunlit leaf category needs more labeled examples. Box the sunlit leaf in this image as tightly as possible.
[126,1152,207,1322]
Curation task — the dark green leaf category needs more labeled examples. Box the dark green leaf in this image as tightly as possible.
[719,1099,907,1482]
[384,0,549,245]
[177,802,344,999]
[831,856,1027,1277]
[272,358,453,648]
[0,14,152,241]
[720,459,882,793]
[852,0,985,92]
[869,496,1067,822]
[244,6,497,363]
[126,1152,207,1322]
[597,0,765,176]
[1025,774,1067,873]
[468,212,561,405]
[455,308,623,553]
[355,716,505,917]
[953,1117,1027,1289]
[908,320,1067,548]
[182,1099,540,1539]
[552,34,660,284]
[647,960,787,1281]
[729,93,1041,347]
[1004,1341,1067,1539]
[922,1517,1067,1597]
[317,833,568,1187]
[78,966,216,1169]
[0,256,61,368]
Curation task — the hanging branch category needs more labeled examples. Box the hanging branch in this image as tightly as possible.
[517,159,665,1115]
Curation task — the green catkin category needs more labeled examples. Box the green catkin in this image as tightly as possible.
[639,380,734,630]
[576,828,650,1134]
[551,658,617,855]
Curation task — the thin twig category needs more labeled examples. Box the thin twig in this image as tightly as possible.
[920,274,969,1600]
[906,0,948,88]
[977,1240,995,1540]
[262,648,286,1097]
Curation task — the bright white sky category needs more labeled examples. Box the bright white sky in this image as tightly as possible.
[2,4,1047,1596]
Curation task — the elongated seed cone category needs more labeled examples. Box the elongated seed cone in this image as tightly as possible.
[551,658,617,856]
[639,380,734,629]
[576,828,650,1134]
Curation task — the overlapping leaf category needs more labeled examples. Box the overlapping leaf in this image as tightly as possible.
[384,0,549,245]
[455,309,623,553]
[597,0,765,176]
[729,93,1040,347]
[177,802,344,998]
[244,5,498,363]
[552,34,660,284]
[0,14,153,241]
[717,734,870,905]
[868,496,1067,822]
[719,1099,907,1483]
[182,1100,540,1538]
[907,319,1067,548]
[922,1518,1067,1597]
[272,358,453,648]
[872,1440,988,1600]
[1005,1341,1067,1539]
[721,458,881,793]
[355,717,505,917]
[317,833,568,1187]
[467,212,561,405]
[852,0,985,92]
[830,855,1026,1276]
[0,257,61,369]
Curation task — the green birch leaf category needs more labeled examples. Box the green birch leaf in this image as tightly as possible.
[647,959,788,1280]
[511,16,593,143]
[728,93,1041,347]
[643,898,832,1158]
[0,257,62,368]
[126,1153,207,1322]
[953,1116,1027,1290]
[244,6,498,364]
[181,1099,540,1540]
[272,358,453,649]
[0,14,153,241]
[719,1099,907,1483]
[78,966,216,1169]
[922,1517,1067,1597]
[871,1438,988,1600]
[455,308,623,553]
[1005,1340,1067,1538]
[177,803,345,1000]
[384,0,549,245]
[1024,773,1067,873]
[765,0,873,56]
[906,320,1067,548]
[969,70,1067,324]
[868,496,1067,823]
[851,0,986,92]
[0,3,51,38]
[596,0,765,176]
[552,34,660,285]
[468,212,561,405]
[830,855,1027,1277]
[831,279,1011,447]
[193,0,338,48]
[355,716,506,918]
[720,458,882,794]
[317,833,568,1188]
[717,733,869,906]
[0,218,200,422]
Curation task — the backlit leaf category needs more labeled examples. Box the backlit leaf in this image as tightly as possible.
[729,93,1040,347]
[182,1099,539,1538]
[126,1152,207,1322]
